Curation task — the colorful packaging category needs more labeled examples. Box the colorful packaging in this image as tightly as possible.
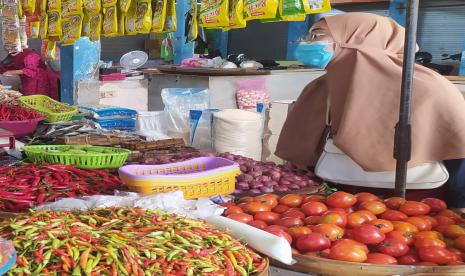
[62,0,83,15]
[84,0,101,12]
[39,14,48,39]
[119,0,132,13]
[47,0,61,10]
[302,0,331,14]
[84,12,102,41]
[19,16,28,49]
[103,6,118,37]
[118,10,126,36]
[102,0,117,8]
[42,39,57,60]
[47,10,63,38]
[163,0,176,33]
[200,0,229,28]
[29,17,40,38]
[39,0,47,14]
[151,0,166,33]
[187,0,198,41]
[20,0,36,15]
[228,0,246,29]
[135,0,152,34]
[280,0,304,16]
[245,0,278,20]
[62,13,84,45]
[125,0,137,35]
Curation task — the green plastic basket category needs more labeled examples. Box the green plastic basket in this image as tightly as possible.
[19,95,78,122]
[23,145,131,169]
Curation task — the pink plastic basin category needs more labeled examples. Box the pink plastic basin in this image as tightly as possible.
[0,117,43,138]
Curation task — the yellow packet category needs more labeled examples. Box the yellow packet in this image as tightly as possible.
[151,0,166,33]
[30,18,40,38]
[46,40,57,60]
[125,0,137,35]
[84,0,101,12]
[244,0,278,20]
[187,0,198,41]
[47,10,62,38]
[62,0,83,15]
[302,0,331,14]
[102,0,117,8]
[228,0,246,29]
[83,12,102,41]
[39,0,47,14]
[119,0,132,13]
[62,12,84,45]
[163,0,176,33]
[261,8,305,23]
[118,10,125,36]
[20,0,36,15]
[18,0,24,17]
[47,0,61,10]
[103,5,118,37]
[200,0,229,28]
[39,14,48,39]
[135,0,152,34]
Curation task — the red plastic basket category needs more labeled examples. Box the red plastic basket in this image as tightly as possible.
[0,117,43,138]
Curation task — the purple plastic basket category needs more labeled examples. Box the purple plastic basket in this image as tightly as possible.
[0,117,43,138]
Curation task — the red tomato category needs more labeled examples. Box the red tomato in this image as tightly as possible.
[219,202,236,208]
[365,253,398,265]
[415,262,438,266]
[312,224,344,242]
[354,210,377,222]
[279,194,304,208]
[248,220,268,230]
[377,237,410,257]
[414,231,444,242]
[238,196,255,203]
[449,248,465,261]
[333,239,369,253]
[355,192,379,204]
[254,194,279,208]
[281,208,306,220]
[288,226,312,240]
[447,250,463,262]
[272,204,290,214]
[302,194,326,203]
[344,229,355,239]
[414,238,446,249]
[406,217,432,232]
[384,197,406,210]
[320,211,347,228]
[243,202,271,214]
[455,235,465,252]
[303,249,330,258]
[352,224,386,245]
[386,230,414,246]
[437,209,462,222]
[296,233,331,252]
[275,217,304,228]
[371,219,394,234]
[328,240,368,263]
[325,208,347,216]
[301,201,328,216]
[443,225,465,239]
[265,225,288,232]
[359,201,387,215]
[227,213,253,223]
[392,221,419,234]
[254,211,280,224]
[304,216,321,226]
[224,206,244,216]
[266,228,293,244]
[347,212,368,229]
[417,247,453,265]
[380,210,408,221]
[434,215,456,226]
[397,253,420,265]
[417,215,439,229]
[326,192,357,208]
[399,201,431,216]
[421,198,447,213]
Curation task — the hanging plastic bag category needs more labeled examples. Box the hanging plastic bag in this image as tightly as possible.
[47,10,63,38]
[29,16,40,38]
[39,0,47,14]
[244,0,278,20]
[46,40,57,60]
[118,11,126,36]
[200,0,229,28]
[161,33,174,61]
[151,0,167,33]
[119,0,132,13]
[135,0,152,34]
[186,0,198,42]
[228,0,246,29]
[84,0,101,12]
[20,0,36,16]
[39,13,48,39]
[62,0,83,16]
[302,0,331,14]
[261,7,305,23]
[125,0,138,35]
[236,78,270,110]
[62,13,84,45]
[102,5,118,37]
[19,17,28,49]
[280,0,304,16]
[163,0,176,33]
[102,0,117,8]
[190,109,219,152]
[47,0,61,10]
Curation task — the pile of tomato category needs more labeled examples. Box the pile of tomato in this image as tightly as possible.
[221,192,465,266]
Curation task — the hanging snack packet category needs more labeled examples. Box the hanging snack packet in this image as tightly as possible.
[29,16,40,38]
[46,40,57,60]
[187,0,198,41]
[302,0,331,14]
[151,0,166,33]
[244,0,278,20]
[20,0,36,16]
[83,12,102,41]
[62,0,83,16]
[118,10,126,36]
[163,0,176,32]
[47,0,61,10]
[228,0,246,29]
[84,0,101,12]
[102,0,117,8]
[119,0,132,13]
[103,6,119,37]
[125,0,137,35]
[39,13,48,39]
[47,10,63,38]
[280,0,304,16]
[200,0,229,28]
[135,0,152,34]
[62,13,84,45]
[39,0,47,14]
[261,8,305,23]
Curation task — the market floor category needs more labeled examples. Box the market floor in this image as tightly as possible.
[270,266,312,275]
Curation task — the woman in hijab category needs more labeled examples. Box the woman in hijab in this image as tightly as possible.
[276,13,465,208]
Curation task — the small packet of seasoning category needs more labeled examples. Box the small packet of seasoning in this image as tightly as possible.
[83,12,102,41]
[47,0,61,10]
[62,0,83,16]
[228,0,246,29]
[102,5,118,37]
[20,0,36,16]
[244,0,278,20]
[302,0,331,14]
[187,0,198,41]
[102,0,117,8]
[163,0,176,33]
[46,40,57,60]
[118,10,126,36]
[125,0,137,35]
[62,12,83,45]
[135,0,152,34]
[200,0,229,28]
[29,16,40,38]
[39,0,47,14]
[47,10,63,38]
[39,13,48,39]
[280,0,304,17]
[84,0,101,12]
[151,0,166,33]
[119,0,132,13]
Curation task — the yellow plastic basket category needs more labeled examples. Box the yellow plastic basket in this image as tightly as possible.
[118,157,240,199]
[19,95,78,122]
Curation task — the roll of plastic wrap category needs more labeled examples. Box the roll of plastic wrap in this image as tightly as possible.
[213,109,262,160]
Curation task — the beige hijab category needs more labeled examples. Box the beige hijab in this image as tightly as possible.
[276,13,465,172]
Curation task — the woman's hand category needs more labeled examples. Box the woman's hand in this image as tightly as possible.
[3,70,23,76]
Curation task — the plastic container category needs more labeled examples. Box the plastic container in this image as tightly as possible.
[19,95,78,122]
[118,157,240,199]
[23,145,130,169]
[0,117,43,138]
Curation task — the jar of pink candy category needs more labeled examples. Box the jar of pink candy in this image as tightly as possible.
[236,78,270,109]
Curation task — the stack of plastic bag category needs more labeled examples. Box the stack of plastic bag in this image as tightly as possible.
[79,105,137,131]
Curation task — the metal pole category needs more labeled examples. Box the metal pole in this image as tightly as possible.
[394,0,419,198]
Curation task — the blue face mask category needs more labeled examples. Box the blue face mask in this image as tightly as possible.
[294,42,334,69]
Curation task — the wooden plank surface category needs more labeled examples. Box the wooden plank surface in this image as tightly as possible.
[152,65,271,76]
[446,76,465,82]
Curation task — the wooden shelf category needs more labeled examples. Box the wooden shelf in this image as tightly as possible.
[331,0,389,4]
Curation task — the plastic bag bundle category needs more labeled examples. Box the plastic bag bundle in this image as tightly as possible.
[213,109,263,160]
